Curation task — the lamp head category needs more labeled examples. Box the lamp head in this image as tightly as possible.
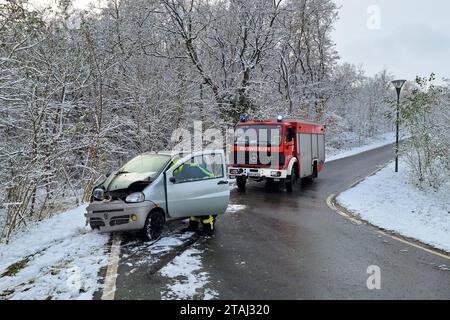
[392,79,406,90]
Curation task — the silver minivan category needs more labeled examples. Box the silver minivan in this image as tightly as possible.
[85,150,230,240]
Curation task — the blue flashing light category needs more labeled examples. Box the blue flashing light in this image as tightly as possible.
[240,114,249,122]
[277,115,284,122]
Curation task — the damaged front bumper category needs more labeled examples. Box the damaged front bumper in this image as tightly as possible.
[85,200,156,232]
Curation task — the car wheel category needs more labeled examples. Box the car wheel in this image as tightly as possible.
[143,210,165,241]
[237,176,246,191]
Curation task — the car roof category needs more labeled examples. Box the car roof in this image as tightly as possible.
[140,151,174,156]
[140,150,224,158]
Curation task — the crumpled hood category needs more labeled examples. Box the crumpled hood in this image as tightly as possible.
[103,171,156,191]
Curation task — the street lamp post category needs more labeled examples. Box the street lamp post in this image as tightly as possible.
[391,79,406,173]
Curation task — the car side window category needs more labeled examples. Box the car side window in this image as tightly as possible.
[173,153,224,183]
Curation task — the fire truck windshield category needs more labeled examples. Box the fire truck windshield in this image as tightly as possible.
[234,125,282,147]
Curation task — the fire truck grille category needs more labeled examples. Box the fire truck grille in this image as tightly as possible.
[232,152,286,167]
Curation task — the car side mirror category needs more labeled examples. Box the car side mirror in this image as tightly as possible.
[169,176,176,184]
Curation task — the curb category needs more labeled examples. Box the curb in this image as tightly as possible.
[326,165,450,261]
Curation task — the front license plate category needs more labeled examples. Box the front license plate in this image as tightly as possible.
[248,172,260,177]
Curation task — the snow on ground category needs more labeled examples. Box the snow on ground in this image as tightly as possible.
[0,205,109,300]
[160,245,218,300]
[326,132,395,162]
[228,178,237,190]
[337,160,450,253]
[156,204,246,299]
[121,230,195,267]
[226,204,247,213]
[154,204,247,300]
[119,225,218,300]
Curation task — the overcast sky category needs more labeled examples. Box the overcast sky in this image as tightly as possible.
[332,0,450,81]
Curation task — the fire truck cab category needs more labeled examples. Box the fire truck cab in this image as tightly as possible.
[228,116,325,192]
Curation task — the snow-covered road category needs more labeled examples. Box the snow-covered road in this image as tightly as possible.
[326,132,396,162]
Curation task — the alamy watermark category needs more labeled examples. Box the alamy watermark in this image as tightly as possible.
[367,5,381,30]
[366,265,381,290]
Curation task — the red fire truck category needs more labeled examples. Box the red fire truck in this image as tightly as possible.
[228,116,325,192]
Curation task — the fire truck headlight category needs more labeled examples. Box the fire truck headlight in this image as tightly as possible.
[277,115,283,122]
[271,171,282,177]
[230,169,243,175]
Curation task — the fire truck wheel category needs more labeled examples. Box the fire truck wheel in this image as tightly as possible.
[265,179,277,189]
[313,161,318,178]
[285,172,294,192]
[237,176,247,191]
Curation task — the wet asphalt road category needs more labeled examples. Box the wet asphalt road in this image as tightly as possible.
[112,144,450,300]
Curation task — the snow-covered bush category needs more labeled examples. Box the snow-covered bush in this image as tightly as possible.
[400,74,450,190]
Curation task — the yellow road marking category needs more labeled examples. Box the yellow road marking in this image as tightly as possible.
[377,230,450,261]
[326,194,362,225]
[326,184,450,262]
[101,234,121,300]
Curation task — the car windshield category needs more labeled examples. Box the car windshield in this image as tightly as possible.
[119,154,171,176]
[234,125,282,147]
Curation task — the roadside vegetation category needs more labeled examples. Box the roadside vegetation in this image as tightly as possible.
[400,74,450,190]
[338,74,450,252]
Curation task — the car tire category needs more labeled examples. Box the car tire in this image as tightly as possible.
[237,176,246,191]
[143,210,165,241]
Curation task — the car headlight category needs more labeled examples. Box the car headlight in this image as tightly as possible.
[92,188,105,201]
[125,192,145,203]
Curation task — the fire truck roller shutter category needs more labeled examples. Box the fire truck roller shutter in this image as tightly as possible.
[298,134,313,178]
[312,134,319,160]
[318,134,325,163]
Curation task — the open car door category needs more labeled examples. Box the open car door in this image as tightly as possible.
[164,150,230,219]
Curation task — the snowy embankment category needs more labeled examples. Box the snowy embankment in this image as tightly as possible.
[0,205,109,300]
[337,161,450,253]
[326,132,395,162]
